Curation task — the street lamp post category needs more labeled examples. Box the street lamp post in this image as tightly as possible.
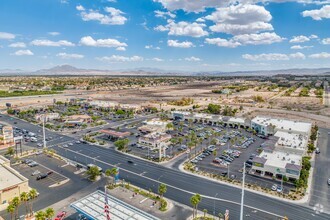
[213,193,218,216]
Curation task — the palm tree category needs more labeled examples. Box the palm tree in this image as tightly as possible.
[187,141,194,159]
[6,204,15,220]
[86,165,102,181]
[11,196,21,219]
[35,210,45,220]
[45,207,55,219]
[105,169,112,184]
[20,192,29,216]
[28,188,38,216]
[158,183,167,200]
[109,167,119,185]
[190,194,201,218]
[203,209,208,219]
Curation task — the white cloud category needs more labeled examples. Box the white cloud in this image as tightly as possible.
[205,38,241,48]
[48,32,60,36]
[185,56,201,61]
[8,42,26,48]
[155,10,176,19]
[243,52,306,61]
[309,52,330,59]
[155,21,208,37]
[154,0,330,13]
[79,7,127,25]
[153,0,229,13]
[290,45,313,50]
[242,53,289,61]
[196,18,205,22]
[321,38,330,45]
[289,35,310,43]
[233,32,284,45]
[152,57,164,62]
[0,32,15,40]
[12,50,34,56]
[310,34,318,39]
[145,45,161,49]
[56,53,84,59]
[302,5,330,20]
[116,46,126,51]
[97,55,143,62]
[80,36,127,48]
[206,4,273,35]
[167,39,194,48]
[31,39,75,47]
[76,5,85,11]
[289,52,306,59]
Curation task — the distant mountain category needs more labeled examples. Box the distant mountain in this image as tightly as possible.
[1,65,330,76]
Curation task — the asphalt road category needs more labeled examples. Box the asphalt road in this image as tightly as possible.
[309,128,330,212]
[1,113,330,220]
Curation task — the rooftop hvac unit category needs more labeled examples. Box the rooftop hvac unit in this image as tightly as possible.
[291,161,295,164]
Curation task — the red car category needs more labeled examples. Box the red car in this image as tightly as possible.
[54,211,67,220]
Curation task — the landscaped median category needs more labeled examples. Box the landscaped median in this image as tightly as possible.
[183,158,312,201]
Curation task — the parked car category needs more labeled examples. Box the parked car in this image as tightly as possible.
[271,184,278,191]
[277,186,283,193]
[31,170,40,176]
[55,211,67,220]
[315,148,320,154]
[28,162,39,167]
[47,171,54,175]
[36,174,48,180]
[327,178,330,185]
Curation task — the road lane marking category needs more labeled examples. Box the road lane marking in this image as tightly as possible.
[55,145,284,219]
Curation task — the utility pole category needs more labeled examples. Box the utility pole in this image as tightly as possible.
[42,116,46,149]
[240,162,246,220]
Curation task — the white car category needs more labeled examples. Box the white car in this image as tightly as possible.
[271,184,277,191]
[68,143,74,146]
[75,141,81,144]
[31,170,40,176]
[63,144,69,148]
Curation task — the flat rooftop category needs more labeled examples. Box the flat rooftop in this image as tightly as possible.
[252,116,312,134]
[260,150,302,170]
[0,165,28,190]
[71,190,160,220]
[275,131,308,151]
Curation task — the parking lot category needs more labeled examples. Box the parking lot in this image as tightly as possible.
[14,157,69,187]
[180,121,295,194]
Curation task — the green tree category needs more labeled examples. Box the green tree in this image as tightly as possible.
[45,207,55,219]
[20,192,29,215]
[207,104,221,114]
[190,194,201,218]
[158,183,167,200]
[6,204,15,220]
[203,209,208,218]
[28,188,38,216]
[218,212,224,220]
[5,147,15,156]
[35,210,45,220]
[213,150,217,159]
[114,138,130,151]
[166,123,174,130]
[11,196,21,219]
[86,165,101,181]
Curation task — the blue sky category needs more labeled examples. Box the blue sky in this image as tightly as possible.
[0,0,330,72]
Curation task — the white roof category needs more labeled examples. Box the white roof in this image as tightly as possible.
[228,117,245,124]
[260,150,301,170]
[0,165,28,190]
[0,155,10,165]
[274,131,308,151]
[252,116,311,134]
[71,190,160,220]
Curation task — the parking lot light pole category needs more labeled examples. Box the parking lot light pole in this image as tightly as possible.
[213,193,218,216]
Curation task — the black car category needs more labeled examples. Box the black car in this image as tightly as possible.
[127,160,134,164]
[36,174,48,180]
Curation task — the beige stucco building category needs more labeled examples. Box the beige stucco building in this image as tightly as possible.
[0,155,29,209]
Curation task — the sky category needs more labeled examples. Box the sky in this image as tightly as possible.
[0,0,330,72]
